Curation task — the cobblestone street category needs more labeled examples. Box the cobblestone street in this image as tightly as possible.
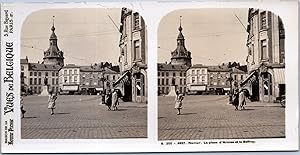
[21,95,147,139]
[158,95,285,140]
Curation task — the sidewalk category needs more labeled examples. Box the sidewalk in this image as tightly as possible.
[246,101,284,107]
[119,101,147,108]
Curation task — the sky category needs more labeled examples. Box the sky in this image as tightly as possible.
[158,8,249,66]
[21,8,121,66]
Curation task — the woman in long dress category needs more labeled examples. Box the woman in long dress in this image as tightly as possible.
[174,91,184,115]
[48,91,57,115]
[111,89,119,111]
[238,89,246,110]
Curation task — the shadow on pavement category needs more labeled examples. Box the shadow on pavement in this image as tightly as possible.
[115,109,127,111]
[23,116,38,119]
[240,108,255,111]
[180,113,197,115]
[55,112,71,115]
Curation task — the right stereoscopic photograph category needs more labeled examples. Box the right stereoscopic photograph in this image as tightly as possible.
[157,8,285,140]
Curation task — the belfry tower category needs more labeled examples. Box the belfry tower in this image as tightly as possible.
[170,16,192,67]
[43,16,64,67]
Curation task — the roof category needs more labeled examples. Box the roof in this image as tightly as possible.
[157,63,189,71]
[190,64,208,68]
[103,68,118,74]
[232,67,246,74]
[63,64,79,68]
[207,65,231,72]
[29,63,61,71]
[110,66,120,73]
[21,58,28,64]
[79,66,118,74]
[80,66,103,72]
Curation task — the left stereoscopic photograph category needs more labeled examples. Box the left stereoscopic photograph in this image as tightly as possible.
[20,8,147,139]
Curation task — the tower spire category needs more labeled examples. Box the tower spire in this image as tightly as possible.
[51,16,55,32]
[178,16,183,32]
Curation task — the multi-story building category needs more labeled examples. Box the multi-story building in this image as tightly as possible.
[186,64,208,94]
[157,63,188,95]
[115,8,147,103]
[157,17,192,95]
[28,63,60,94]
[207,65,231,95]
[21,57,30,94]
[231,67,247,87]
[59,64,80,94]
[242,8,285,102]
[20,21,64,95]
[79,64,120,95]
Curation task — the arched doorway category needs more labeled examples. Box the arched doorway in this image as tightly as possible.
[133,72,145,103]
[261,72,272,102]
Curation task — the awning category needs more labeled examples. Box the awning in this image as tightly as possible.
[240,71,256,86]
[62,85,78,91]
[224,88,231,91]
[96,88,103,91]
[190,85,206,91]
[274,68,285,84]
[113,70,130,87]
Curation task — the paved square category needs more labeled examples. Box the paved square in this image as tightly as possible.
[158,95,285,140]
[21,95,147,139]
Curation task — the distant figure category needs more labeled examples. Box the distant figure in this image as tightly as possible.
[174,91,184,115]
[48,91,57,115]
[20,96,26,118]
[232,87,239,110]
[105,90,112,111]
[111,89,119,111]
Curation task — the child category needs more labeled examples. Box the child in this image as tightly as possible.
[48,91,57,115]
[174,91,184,115]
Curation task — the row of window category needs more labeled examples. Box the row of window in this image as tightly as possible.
[82,74,117,81]
[158,71,186,77]
[29,78,59,85]
[158,79,186,86]
[191,76,206,83]
[82,80,106,86]
[190,69,206,75]
[30,71,58,77]
[64,76,78,83]
[63,69,78,75]
[209,81,230,86]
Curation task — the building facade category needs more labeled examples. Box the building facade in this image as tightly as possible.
[157,63,188,95]
[59,64,80,94]
[79,65,119,95]
[20,21,64,95]
[186,64,208,94]
[243,8,285,102]
[231,67,247,87]
[116,8,147,103]
[207,65,231,95]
